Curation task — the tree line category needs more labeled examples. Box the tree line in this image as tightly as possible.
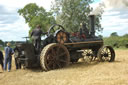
[104,32,128,48]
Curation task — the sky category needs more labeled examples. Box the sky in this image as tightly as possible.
[92,0,128,36]
[0,0,128,41]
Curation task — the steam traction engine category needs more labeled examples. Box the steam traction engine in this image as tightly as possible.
[14,15,115,71]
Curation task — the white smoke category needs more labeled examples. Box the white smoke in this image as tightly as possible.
[91,0,128,15]
[90,2,105,15]
[103,0,128,9]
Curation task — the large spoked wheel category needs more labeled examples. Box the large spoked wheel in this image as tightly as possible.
[40,43,70,71]
[97,46,115,62]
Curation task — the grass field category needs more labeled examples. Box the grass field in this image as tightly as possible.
[0,49,128,85]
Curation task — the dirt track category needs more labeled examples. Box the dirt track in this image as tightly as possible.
[0,49,128,85]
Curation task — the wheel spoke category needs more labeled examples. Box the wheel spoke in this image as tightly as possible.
[56,45,61,54]
[102,56,106,61]
[105,56,110,61]
[52,29,55,33]
[108,53,111,56]
[59,59,67,63]
[57,38,61,42]
[57,34,61,38]
[46,54,53,60]
[57,52,66,57]
[104,48,107,52]
[63,37,67,41]
[55,61,62,68]
[101,50,105,54]
[52,63,57,69]
[47,58,54,61]
[51,48,56,56]
[47,61,54,67]
[63,33,66,37]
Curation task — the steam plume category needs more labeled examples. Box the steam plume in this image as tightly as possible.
[91,0,128,15]
[104,0,128,8]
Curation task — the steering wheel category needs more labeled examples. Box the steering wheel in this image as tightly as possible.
[48,24,69,44]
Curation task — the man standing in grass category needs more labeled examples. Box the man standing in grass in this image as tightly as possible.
[0,48,4,70]
[4,43,14,72]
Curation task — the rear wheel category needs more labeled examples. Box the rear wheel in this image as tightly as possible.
[97,46,115,62]
[40,43,70,71]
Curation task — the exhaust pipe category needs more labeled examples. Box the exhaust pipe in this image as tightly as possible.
[89,15,95,37]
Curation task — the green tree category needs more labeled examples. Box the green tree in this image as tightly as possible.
[18,3,56,35]
[104,36,120,48]
[51,0,103,32]
[104,33,128,48]
[110,32,118,37]
[98,35,103,39]
[123,34,128,37]
[0,39,4,46]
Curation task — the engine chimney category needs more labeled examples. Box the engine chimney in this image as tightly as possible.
[89,15,95,37]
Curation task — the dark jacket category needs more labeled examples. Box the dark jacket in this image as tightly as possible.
[31,28,43,39]
[0,51,3,61]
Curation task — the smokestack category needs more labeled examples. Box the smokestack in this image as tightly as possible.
[89,15,95,37]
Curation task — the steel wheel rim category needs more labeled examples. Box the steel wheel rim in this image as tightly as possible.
[100,47,111,61]
[98,46,115,62]
[40,43,70,71]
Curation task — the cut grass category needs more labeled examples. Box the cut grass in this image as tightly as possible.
[0,49,128,85]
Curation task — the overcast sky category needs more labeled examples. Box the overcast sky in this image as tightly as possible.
[0,0,128,41]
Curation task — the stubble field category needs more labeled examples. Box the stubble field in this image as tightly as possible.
[0,49,128,85]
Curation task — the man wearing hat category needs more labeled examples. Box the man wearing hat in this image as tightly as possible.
[4,42,14,72]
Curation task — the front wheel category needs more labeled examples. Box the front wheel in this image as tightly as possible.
[97,46,115,62]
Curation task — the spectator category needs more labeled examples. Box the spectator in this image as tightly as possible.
[0,48,4,70]
[14,46,21,69]
[4,42,14,72]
